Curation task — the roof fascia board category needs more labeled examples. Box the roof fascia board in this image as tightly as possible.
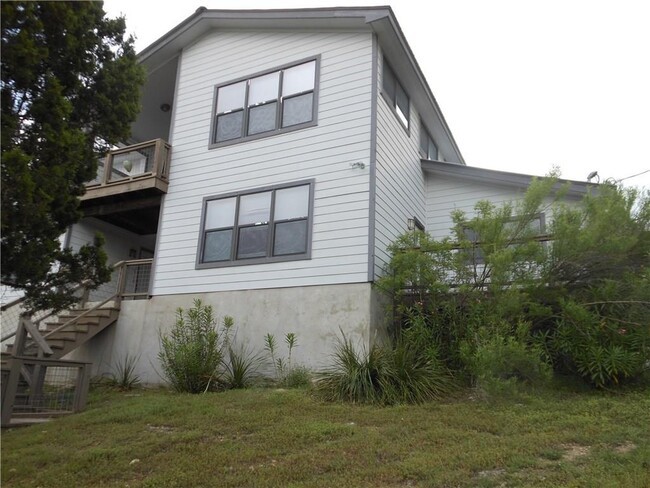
[138,7,391,65]
[421,159,593,197]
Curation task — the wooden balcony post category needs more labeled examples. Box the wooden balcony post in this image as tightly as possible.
[153,139,164,177]
[103,153,112,185]
[80,285,90,308]
[115,262,126,307]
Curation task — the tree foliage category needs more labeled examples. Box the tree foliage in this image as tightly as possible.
[379,178,650,388]
[1,1,145,311]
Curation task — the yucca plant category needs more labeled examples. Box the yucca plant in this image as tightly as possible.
[223,345,264,389]
[316,337,388,404]
[316,332,451,405]
[107,353,141,391]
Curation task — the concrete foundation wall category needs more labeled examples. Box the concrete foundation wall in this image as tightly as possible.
[68,282,381,385]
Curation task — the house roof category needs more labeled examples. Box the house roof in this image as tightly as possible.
[421,159,595,197]
[136,6,465,164]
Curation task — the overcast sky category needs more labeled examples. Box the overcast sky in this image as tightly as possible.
[104,0,650,189]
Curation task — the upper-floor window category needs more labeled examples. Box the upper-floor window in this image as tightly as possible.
[382,60,409,128]
[210,58,319,147]
[197,180,315,268]
[419,123,438,160]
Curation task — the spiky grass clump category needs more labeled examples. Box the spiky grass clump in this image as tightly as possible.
[223,346,264,389]
[316,335,451,405]
[107,353,141,391]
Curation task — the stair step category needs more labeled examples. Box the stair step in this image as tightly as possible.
[43,323,90,334]
[43,330,81,341]
[46,316,101,327]
[61,308,118,318]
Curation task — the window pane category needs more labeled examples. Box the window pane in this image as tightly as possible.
[383,62,396,102]
[237,225,268,259]
[282,92,313,127]
[396,83,409,126]
[215,111,243,142]
[419,125,428,155]
[205,197,236,229]
[464,228,478,242]
[248,102,277,135]
[274,220,307,256]
[203,229,232,262]
[282,61,315,96]
[216,81,246,113]
[275,185,309,220]
[249,71,280,105]
[463,228,484,264]
[238,191,271,225]
[428,139,438,160]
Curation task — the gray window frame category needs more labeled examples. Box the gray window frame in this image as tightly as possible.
[208,56,321,149]
[196,179,315,269]
[381,59,410,130]
[463,213,546,266]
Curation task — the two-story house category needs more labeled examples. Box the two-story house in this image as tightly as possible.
[22,7,590,384]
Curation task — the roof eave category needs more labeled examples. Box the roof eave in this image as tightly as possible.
[421,159,594,197]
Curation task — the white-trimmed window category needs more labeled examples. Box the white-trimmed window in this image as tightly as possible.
[382,59,410,128]
[197,180,315,268]
[211,58,319,147]
[419,123,438,160]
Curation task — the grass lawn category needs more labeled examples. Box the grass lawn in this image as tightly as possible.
[2,384,649,487]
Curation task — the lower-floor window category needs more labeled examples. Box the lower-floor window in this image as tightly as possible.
[197,180,314,268]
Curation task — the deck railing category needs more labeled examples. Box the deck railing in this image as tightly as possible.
[0,258,154,348]
[86,139,171,188]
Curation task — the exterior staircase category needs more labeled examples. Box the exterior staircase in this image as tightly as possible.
[1,259,152,427]
[11,307,121,360]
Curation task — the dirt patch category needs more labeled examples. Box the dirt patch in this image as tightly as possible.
[146,424,175,434]
[613,441,637,454]
[560,443,590,461]
[477,468,506,478]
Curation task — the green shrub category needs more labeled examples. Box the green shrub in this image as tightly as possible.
[462,329,552,395]
[158,299,231,393]
[264,332,310,387]
[316,331,451,405]
[379,179,649,389]
[282,366,312,388]
[547,297,649,388]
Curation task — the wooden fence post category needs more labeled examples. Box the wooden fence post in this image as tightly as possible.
[1,357,23,427]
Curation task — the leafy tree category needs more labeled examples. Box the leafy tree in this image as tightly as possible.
[1,2,145,311]
[380,179,650,388]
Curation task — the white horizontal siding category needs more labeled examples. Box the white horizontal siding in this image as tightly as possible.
[69,218,156,264]
[153,29,373,295]
[425,175,570,241]
[373,50,427,279]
